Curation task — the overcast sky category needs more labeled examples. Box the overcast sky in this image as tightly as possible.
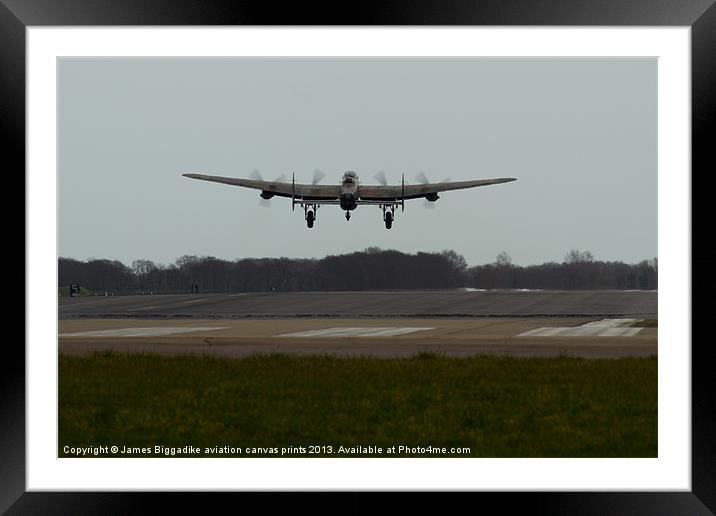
[58,57,656,267]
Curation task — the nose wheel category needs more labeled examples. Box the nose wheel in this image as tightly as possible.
[345,211,351,221]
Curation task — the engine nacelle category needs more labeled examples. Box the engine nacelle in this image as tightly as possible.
[260,191,274,199]
[425,192,440,202]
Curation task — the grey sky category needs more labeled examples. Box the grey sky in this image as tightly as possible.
[58,57,656,266]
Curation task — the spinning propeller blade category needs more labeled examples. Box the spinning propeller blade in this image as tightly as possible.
[374,170,388,186]
[312,169,326,185]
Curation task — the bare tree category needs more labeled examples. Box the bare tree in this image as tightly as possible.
[496,251,513,267]
[564,249,594,264]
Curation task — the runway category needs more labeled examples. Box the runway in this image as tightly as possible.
[58,317,657,358]
[59,289,657,319]
[58,290,657,358]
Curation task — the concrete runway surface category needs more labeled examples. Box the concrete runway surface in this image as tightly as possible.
[59,289,657,319]
[58,316,657,359]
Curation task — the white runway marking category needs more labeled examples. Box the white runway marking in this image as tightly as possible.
[580,318,640,328]
[518,319,642,338]
[127,306,159,311]
[179,298,207,304]
[59,327,227,338]
[277,327,434,338]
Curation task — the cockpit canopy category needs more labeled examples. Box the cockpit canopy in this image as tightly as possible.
[342,171,359,184]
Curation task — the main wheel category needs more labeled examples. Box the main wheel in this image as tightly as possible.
[306,210,315,228]
[384,212,393,229]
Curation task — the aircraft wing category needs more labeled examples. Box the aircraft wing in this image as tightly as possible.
[359,178,517,201]
[182,173,340,201]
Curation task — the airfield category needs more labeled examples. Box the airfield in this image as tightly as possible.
[58,289,657,358]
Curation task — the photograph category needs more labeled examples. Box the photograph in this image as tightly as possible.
[56,56,658,459]
[9,9,709,511]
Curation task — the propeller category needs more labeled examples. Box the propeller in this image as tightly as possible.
[374,170,388,186]
[312,168,326,185]
[250,169,287,183]
[251,169,287,207]
[415,171,451,209]
[416,170,430,185]
[415,170,452,184]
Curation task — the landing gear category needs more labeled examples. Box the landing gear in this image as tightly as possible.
[345,211,351,221]
[381,204,396,229]
[304,203,318,228]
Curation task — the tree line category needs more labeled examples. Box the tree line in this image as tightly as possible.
[469,251,657,290]
[58,248,657,295]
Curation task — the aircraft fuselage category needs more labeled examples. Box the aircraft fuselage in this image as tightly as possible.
[339,171,360,211]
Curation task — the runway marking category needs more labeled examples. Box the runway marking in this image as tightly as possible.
[127,306,159,311]
[59,327,227,338]
[277,327,435,338]
[518,319,642,338]
[179,298,207,304]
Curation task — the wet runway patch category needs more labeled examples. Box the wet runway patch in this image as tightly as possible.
[59,327,227,338]
[277,327,434,338]
[518,319,642,338]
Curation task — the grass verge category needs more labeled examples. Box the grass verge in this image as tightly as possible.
[59,352,657,458]
[632,319,658,328]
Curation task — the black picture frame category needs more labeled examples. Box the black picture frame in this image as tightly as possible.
[6,0,713,513]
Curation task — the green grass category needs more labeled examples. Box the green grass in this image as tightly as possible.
[59,352,657,458]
